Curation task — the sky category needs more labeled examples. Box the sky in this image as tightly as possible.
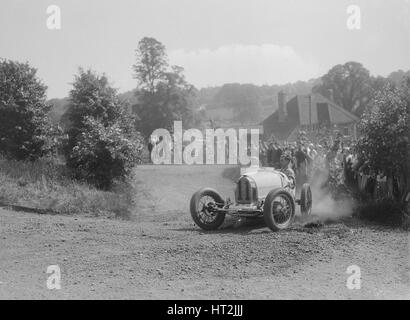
[1,0,409,99]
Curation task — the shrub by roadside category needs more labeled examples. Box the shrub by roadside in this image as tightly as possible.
[354,199,408,228]
[64,68,144,189]
[0,158,135,218]
[67,116,143,190]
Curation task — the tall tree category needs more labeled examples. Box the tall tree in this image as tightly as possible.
[0,59,52,160]
[313,62,372,115]
[133,37,168,94]
[132,37,195,137]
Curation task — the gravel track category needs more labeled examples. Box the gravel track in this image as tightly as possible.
[0,165,408,299]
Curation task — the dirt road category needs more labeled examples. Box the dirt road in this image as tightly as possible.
[0,165,409,299]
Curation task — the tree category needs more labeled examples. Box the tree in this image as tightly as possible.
[64,69,126,151]
[69,116,143,189]
[313,62,372,115]
[133,37,168,94]
[132,37,195,137]
[64,68,143,189]
[0,59,53,160]
[356,78,410,200]
[369,70,410,106]
[387,70,410,86]
[371,76,394,94]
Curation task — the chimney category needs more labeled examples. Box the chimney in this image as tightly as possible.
[278,90,287,122]
[327,88,334,102]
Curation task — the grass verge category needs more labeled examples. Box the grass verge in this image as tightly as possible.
[0,158,135,218]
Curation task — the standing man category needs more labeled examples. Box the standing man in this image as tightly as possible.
[295,142,308,185]
[280,152,296,190]
[271,141,283,168]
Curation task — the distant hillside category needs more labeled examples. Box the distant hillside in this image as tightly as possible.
[46,69,410,126]
[197,78,320,109]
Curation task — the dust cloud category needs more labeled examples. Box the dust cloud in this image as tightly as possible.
[308,168,355,221]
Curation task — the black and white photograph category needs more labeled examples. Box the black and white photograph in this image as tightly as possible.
[0,0,409,304]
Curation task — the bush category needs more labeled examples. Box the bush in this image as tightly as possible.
[0,59,55,160]
[64,68,144,189]
[68,117,143,189]
[356,80,410,200]
[354,79,410,226]
[355,199,406,227]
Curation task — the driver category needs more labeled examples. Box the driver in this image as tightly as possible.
[280,152,296,189]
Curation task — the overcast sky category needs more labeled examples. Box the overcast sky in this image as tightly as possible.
[1,0,409,98]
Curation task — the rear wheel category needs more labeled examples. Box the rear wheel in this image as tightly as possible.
[190,188,225,230]
[300,183,312,216]
[263,188,295,231]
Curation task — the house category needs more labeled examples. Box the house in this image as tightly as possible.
[262,91,359,142]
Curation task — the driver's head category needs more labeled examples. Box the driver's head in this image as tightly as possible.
[280,152,292,167]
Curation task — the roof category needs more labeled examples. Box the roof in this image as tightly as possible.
[314,93,359,122]
[261,111,298,140]
[261,93,358,141]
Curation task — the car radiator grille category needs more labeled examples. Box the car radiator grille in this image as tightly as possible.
[236,176,256,204]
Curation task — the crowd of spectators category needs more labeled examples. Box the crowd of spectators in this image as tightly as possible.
[259,129,354,193]
[259,128,406,202]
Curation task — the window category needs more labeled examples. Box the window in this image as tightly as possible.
[343,127,349,136]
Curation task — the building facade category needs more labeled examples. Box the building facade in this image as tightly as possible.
[262,91,359,142]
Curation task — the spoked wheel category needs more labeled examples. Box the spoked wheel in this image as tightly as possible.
[263,188,295,231]
[300,183,313,217]
[190,188,226,230]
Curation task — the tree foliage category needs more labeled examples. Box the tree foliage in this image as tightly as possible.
[69,117,143,189]
[64,69,128,153]
[356,78,410,190]
[313,61,373,115]
[132,37,195,137]
[133,37,168,94]
[0,59,54,160]
[64,68,143,189]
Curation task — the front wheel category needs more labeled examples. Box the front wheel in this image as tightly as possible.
[263,188,295,231]
[300,183,312,216]
[190,188,226,230]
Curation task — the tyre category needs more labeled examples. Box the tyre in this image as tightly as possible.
[263,188,295,231]
[190,188,226,230]
[300,183,312,216]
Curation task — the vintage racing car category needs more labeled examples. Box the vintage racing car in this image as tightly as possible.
[190,166,312,231]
